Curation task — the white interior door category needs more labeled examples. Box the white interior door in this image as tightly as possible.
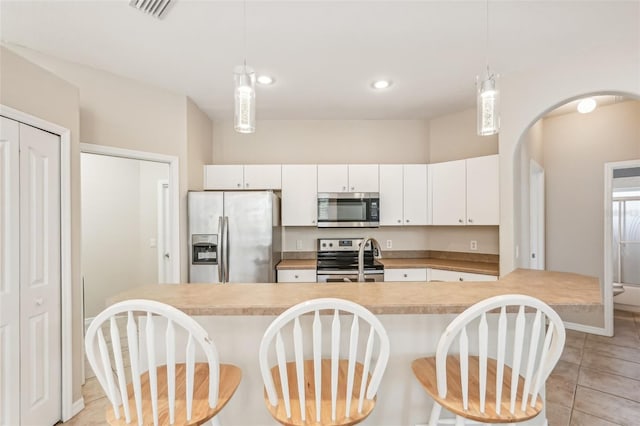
[529,160,545,270]
[157,181,171,283]
[0,117,20,426]
[19,123,61,426]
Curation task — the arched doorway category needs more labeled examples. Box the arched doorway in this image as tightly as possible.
[513,92,640,336]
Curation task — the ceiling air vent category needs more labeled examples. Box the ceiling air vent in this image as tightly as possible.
[129,0,173,19]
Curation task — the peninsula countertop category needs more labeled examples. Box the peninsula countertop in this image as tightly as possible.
[107,269,601,316]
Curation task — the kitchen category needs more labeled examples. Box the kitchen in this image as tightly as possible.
[1,1,639,425]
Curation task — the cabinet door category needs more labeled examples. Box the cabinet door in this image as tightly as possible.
[403,164,428,225]
[428,269,461,282]
[379,165,404,226]
[459,271,498,282]
[204,165,244,190]
[466,155,499,225]
[243,165,282,190]
[282,165,318,226]
[431,160,466,225]
[317,164,348,192]
[384,268,428,282]
[277,269,317,283]
[348,164,379,192]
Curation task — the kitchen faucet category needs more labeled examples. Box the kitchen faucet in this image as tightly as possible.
[357,236,382,282]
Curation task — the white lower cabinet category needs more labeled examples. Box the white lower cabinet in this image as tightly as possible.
[384,268,428,282]
[277,269,317,283]
[428,268,497,282]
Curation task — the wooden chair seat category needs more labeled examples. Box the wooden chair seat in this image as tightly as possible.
[265,359,376,426]
[412,356,543,424]
[106,363,241,426]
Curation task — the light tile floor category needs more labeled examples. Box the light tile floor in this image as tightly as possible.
[62,310,640,425]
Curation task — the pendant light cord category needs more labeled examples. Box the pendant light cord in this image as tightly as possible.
[485,0,490,75]
[243,0,247,69]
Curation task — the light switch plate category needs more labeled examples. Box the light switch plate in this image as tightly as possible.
[470,240,478,251]
[296,240,303,250]
[386,240,392,249]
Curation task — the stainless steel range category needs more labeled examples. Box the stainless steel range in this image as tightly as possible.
[316,238,384,282]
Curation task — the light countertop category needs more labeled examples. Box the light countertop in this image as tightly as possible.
[108,269,601,316]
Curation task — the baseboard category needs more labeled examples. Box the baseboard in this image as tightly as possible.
[614,303,640,313]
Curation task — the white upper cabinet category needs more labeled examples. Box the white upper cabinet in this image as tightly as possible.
[317,164,348,192]
[403,164,428,225]
[466,155,499,225]
[204,165,244,190]
[243,165,282,190]
[317,164,379,193]
[204,165,282,190]
[348,164,379,192]
[379,165,404,226]
[281,165,318,226]
[430,155,499,225]
[379,164,428,226]
[431,159,466,225]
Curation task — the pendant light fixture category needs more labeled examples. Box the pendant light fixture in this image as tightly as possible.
[476,0,500,136]
[234,0,255,134]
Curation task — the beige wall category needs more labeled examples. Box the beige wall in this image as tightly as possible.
[543,100,640,282]
[0,45,84,403]
[499,43,640,280]
[8,46,214,284]
[212,119,430,164]
[429,107,498,163]
[81,154,169,318]
[187,98,213,190]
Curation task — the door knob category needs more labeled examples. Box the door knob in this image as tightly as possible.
[35,298,43,306]
[164,252,170,258]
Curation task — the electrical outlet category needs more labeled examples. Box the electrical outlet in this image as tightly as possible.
[386,239,392,249]
[296,240,303,250]
[470,240,478,251]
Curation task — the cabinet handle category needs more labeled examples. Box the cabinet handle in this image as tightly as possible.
[351,186,355,191]
[468,218,473,223]
[294,275,299,279]
[246,183,250,188]
[397,219,401,223]
[406,219,410,223]
[311,220,316,224]
[403,273,408,278]
[458,219,464,223]
[459,277,464,281]
[343,186,347,191]
[237,183,241,188]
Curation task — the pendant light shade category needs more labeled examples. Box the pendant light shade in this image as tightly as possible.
[234,65,256,133]
[476,70,500,136]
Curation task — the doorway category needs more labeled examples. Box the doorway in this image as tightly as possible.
[529,160,545,270]
[79,145,178,327]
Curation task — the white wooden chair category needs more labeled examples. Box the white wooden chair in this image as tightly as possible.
[85,299,241,425]
[259,298,390,426]
[412,294,566,426]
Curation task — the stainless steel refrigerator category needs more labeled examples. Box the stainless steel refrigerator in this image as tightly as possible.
[188,191,281,283]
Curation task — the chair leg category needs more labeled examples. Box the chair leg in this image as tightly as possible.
[454,415,465,426]
[208,415,222,426]
[428,402,442,426]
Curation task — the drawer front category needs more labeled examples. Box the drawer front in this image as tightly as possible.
[384,268,427,282]
[277,269,316,283]
[429,268,497,282]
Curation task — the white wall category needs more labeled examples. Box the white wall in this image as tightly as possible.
[81,154,169,318]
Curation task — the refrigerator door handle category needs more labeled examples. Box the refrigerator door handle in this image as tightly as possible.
[217,216,224,283]
[224,216,230,283]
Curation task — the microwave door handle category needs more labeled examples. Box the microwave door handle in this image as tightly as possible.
[217,216,224,283]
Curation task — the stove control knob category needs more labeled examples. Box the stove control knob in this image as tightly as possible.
[329,243,333,247]
[322,243,326,248]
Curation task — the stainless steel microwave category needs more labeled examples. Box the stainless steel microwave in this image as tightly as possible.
[317,192,379,228]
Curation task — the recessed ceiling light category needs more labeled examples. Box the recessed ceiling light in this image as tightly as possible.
[577,98,597,114]
[257,75,275,85]
[372,80,392,90]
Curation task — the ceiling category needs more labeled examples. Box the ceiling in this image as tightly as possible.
[1,1,638,121]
